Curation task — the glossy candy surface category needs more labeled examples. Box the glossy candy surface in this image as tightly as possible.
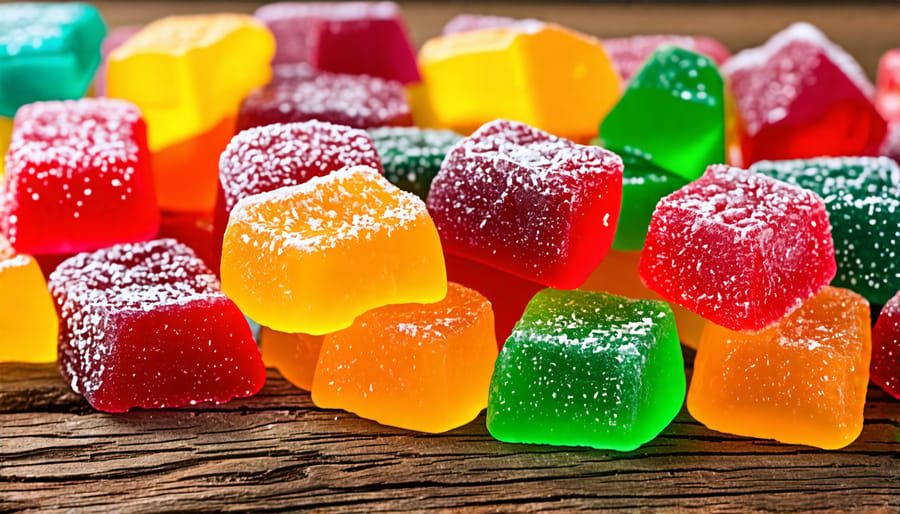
[872,290,900,399]
[640,165,836,332]
[601,34,731,84]
[427,119,623,289]
[487,289,685,451]
[312,283,497,433]
[0,235,57,363]
[48,239,266,413]
[688,286,871,450]
[260,328,324,391]
[368,127,462,200]
[221,166,446,335]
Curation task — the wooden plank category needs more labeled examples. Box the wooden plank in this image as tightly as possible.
[2,359,899,512]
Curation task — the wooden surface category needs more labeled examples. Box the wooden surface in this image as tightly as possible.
[3,2,900,512]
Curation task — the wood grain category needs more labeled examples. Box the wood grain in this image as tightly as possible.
[2,356,899,512]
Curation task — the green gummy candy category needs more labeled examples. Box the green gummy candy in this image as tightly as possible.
[487,289,685,452]
[0,3,106,117]
[368,127,463,200]
[599,46,725,181]
[612,152,688,251]
[751,156,900,305]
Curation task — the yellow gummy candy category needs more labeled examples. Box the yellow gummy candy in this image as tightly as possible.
[0,236,58,363]
[417,23,620,142]
[0,116,12,177]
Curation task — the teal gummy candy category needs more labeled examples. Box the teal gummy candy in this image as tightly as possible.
[487,289,685,451]
[751,157,900,305]
[368,127,462,200]
[0,3,106,117]
[599,46,725,181]
[612,153,688,251]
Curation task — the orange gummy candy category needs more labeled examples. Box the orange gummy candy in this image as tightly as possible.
[687,286,871,449]
[221,165,446,335]
[312,283,498,433]
[0,236,58,362]
[260,328,324,391]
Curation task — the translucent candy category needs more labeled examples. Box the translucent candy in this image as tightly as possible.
[751,157,900,305]
[600,46,726,181]
[107,14,275,212]
[427,119,623,289]
[487,289,685,451]
[417,24,620,141]
[0,115,11,177]
[601,34,731,84]
[723,23,886,165]
[221,166,446,335]
[48,239,265,413]
[688,286,871,450]
[872,289,900,399]
[312,283,497,433]
[260,328,324,391]
[0,2,106,117]
[236,66,412,131]
[3,99,159,255]
[368,127,462,200]
[441,14,544,35]
[875,48,900,122]
[254,1,420,84]
[640,165,836,333]
[94,26,140,97]
[0,235,57,363]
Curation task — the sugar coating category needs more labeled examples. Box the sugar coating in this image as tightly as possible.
[0,234,29,271]
[640,164,836,333]
[237,68,411,131]
[602,34,731,83]
[0,3,88,54]
[441,14,544,35]
[751,157,900,304]
[876,49,900,121]
[487,289,684,451]
[256,1,402,24]
[368,126,463,199]
[723,22,876,136]
[872,290,900,398]
[220,120,382,214]
[427,119,623,289]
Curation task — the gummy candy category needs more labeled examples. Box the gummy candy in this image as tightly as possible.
[255,1,420,84]
[107,14,275,212]
[94,26,140,97]
[427,119,623,289]
[444,252,544,348]
[0,2,106,117]
[417,24,620,141]
[221,165,446,335]
[236,67,412,132]
[0,116,10,176]
[441,14,544,35]
[600,46,726,181]
[0,235,57,363]
[260,328,324,391]
[368,127,463,200]
[723,23,886,165]
[157,211,216,271]
[48,239,266,413]
[3,99,159,256]
[872,289,900,399]
[751,157,900,305]
[640,164,836,333]
[487,289,685,451]
[880,123,900,162]
[688,286,871,450]
[875,49,900,122]
[312,283,497,433]
[601,34,731,84]
[579,249,706,349]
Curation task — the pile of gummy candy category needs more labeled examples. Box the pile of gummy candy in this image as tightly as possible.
[0,1,899,453]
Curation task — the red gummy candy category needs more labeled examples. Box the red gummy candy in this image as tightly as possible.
[872,290,900,399]
[876,48,900,122]
[441,14,544,35]
[602,34,731,84]
[427,119,623,289]
[3,99,159,255]
[236,67,412,132]
[724,23,886,165]
[49,239,265,412]
[254,2,420,84]
[640,164,836,333]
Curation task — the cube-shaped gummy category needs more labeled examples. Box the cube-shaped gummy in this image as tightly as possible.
[751,157,900,305]
[487,289,685,451]
[0,2,106,117]
[441,14,543,36]
[48,239,266,412]
[427,119,623,289]
[417,24,620,141]
[876,48,900,122]
[612,153,688,251]
[0,235,57,363]
[368,127,463,200]
[688,286,871,449]
[723,23,886,165]
[872,290,900,399]
[640,165,836,333]
[221,166,447,335]
[255,2,420,84]
[312,283,497,433]
[601,34,731,84]
[3,99,159,255]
